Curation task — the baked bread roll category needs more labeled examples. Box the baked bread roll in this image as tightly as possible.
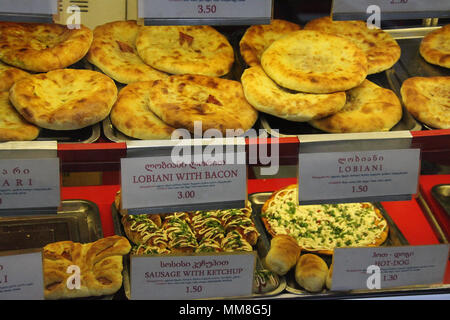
[0,22,92,72]
[419,24,450,68]
[265,234,301,276]
[295,254,328,293]
[239,19,301,67]
[9,69,117,130]
[0,61,29,92]
[43,236,131,300]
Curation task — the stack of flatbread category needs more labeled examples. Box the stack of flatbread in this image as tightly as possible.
[240,17,403,133]
[101,22,258,139]
[0,21,122,139]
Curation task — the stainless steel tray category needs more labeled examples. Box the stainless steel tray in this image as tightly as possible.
[431,184,450,218]
[246,192,450,299]
[110,202,287,299]
[0,199,103,251]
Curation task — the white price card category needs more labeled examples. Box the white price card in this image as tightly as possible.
[0,249,44,300]
[138,0,272,25]
[331,244,450,291]
[130,252,256,300]
[121,154,247,214]
[0,158,61,211]
[332,0,450,20]
[298,148,420,204]
[0,0,57,14]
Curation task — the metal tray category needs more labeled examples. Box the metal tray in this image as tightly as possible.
[0,199,103,251]
[431,184,450,218]
[246,192,450,299]
[110,202,287,300]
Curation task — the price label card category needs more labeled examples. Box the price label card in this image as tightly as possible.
[0,158,60,211]
[0,0,57,14]
[332,0,450,20]
[138,0,272,25]
[130,252,256,300]
[0,249,44,300]
[298,148,420,204]
[121,152,247,214]
[331,244,450,291]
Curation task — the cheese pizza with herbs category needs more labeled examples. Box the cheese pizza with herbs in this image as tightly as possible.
[261,185,388,254]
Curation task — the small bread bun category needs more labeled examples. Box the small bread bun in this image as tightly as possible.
[295,254,329,292]
[264,234,301,276]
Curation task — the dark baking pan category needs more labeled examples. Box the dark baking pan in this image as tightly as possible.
[431,184,450,218]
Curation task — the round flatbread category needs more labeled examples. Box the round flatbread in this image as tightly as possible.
[419,24,450,69]
[400,76,450,129]
[0,91,39,141]
[261,184,389,255]
[9,69,117,130]
[87,21,168,84]
[0,61,29,92]
[148,74,258,135]
[110,82,176,140]
[136,25,234,77]
[241,65,346,121]
[261,30,368,93]
[0,22,93,72]
[309,79,402,133]
[239,19,301,67]
[304,16,401,74]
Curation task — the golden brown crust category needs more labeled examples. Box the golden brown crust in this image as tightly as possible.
[0,61,29,92]
[239,19,301,67]
[419,25,450,69]
[43,236,131,300]
[9,69,118,130]
[241,65,346,121]
[295,254,328,292]
[0,22,92,72]
[309,79,402,133]
[87,20,168,84]
[261,30,368,93]
[264,234,301,276]
[148,74,258,135]
[110,81,175,139]
[136,25,234,77]
[304,16,401,74]
[0,91,39,141]
[400,76,450,129]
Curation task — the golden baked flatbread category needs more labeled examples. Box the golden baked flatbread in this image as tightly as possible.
[309,79,402,133]
[400,76,450,129]
[136,25,234,77]
[110,82,175,140]
[261,30,368,93]
[9,69,117,130]
[304,16,401,74]
[241,65,346,121]
[0,61,29,92]
[148,75,258,135]
[239,19,301,67]
[0,22,92,72]
[0,91,39,141]
[87,21,168,84]
[419,24,450,69]
[261,184,389,255]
